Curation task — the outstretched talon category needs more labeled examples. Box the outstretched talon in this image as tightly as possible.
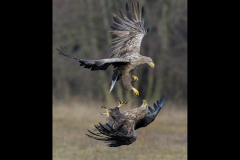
[117,98,129,108]
[132,87,139,96]
[101,105,106,109]
[100,109,109,116]
[131,75,138,82]
[100,105,109,116]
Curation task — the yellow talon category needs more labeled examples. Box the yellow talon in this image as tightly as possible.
[117,98,129,107]
[131,75,138,82]
[132,87,139,96]
[101,109,109,116]
[100,105,109,116]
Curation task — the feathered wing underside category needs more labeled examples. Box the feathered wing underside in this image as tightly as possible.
[56,46,130,71]
[86,121,137,147]
[135,94,168,130]
[110,0,149,58]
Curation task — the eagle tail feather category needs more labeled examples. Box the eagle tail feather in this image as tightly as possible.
[109,77,117,93]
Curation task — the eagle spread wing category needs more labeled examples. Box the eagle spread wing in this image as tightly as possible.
[56,46,130,71]
[135,94,168,130]
[86,121,137,147]
[110,0,149,58]
[56,0,148,69]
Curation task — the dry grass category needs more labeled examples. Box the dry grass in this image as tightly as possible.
[53,99,187,160]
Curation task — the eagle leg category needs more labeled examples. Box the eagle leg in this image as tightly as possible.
[132,87,139,96]
[117,98,129,108]
[122,72,139,96]
[131,75,138,82]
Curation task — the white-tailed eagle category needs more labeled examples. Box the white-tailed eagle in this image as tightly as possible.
[56,0,154,96]
[86,94,168,147]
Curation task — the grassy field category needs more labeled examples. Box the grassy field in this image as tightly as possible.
[53,99,187,160]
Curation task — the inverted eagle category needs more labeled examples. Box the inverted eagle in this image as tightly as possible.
[86,94,168,147]
[56,0,154,96]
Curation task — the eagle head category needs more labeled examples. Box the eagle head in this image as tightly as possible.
[148,60,155,68]
[139,56,155,68]
[142,100,148,108]
[141,100,149,114]
[146,57,155,68]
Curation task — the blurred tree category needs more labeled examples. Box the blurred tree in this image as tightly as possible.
[53,0,187,106]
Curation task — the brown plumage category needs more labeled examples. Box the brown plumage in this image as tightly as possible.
[56,0,155,96]
[86,95,168,147]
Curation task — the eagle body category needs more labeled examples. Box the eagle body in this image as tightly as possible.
[113,54,153,91]
[122,105,148,121]
[57,0,155,95]
[107,105,148,128]
[86,95,168,147]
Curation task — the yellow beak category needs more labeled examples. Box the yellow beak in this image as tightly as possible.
[149,62,155,68]
[143,100,148,107]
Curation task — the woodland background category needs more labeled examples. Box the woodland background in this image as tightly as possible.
[53,0,187,106]
[53,0,187,159]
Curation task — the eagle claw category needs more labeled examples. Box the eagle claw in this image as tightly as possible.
[118,98,129,107]
[132,88,139,96]
[101,105,106,109]
[131,75,138,82]
[100,108,109,116]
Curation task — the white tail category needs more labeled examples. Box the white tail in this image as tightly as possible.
[109,77,118,93]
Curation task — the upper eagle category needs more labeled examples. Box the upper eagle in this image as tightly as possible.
[56,0,155,96]
[86,94,168,147]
